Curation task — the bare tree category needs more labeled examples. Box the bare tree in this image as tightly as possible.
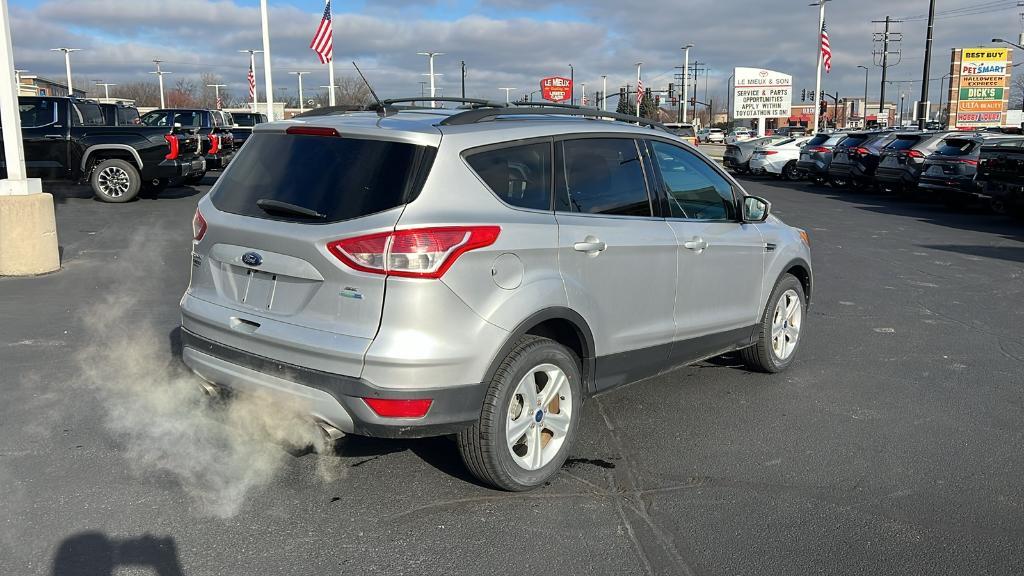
[166,78,199,108]
[199,73,230,109]
[117,81,161,107]
[1013,73,1024,111]
[335,75,371,106]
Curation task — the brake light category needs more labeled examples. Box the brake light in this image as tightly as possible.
[327,226,501,279]
[164,134,179,160]
[908,149,925,159]
[958,159,979,166]
[855,147,870,156]
[762,150,779,155]
[192,209,207,242]
[286,126,340,137]
[207,133,220,155]
[362,398,433,418]
[809,146,829,153]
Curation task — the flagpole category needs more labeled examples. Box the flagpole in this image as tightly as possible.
[811,0,828,134]
[327,0,336,106]
[635,62,642,117]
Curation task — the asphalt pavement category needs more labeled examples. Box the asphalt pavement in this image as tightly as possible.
[1,174,1023,576]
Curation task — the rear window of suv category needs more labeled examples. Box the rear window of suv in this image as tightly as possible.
[838,135,869,148]
[936,139,977,156]
[887,136,921,150]
[211,133,437,223]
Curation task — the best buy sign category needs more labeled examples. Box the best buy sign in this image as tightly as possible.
[960,87,1004,100]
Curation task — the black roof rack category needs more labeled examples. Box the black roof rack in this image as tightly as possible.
[380,97,504,108]
[439,105,667,131]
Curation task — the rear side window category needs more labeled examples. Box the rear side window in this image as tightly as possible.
[118,107,140,125]
[211,133,436,223]
[140,111,169,126]
[556,138,651,217]
[18,100,56,127]
[234,114,256,127]
[71,102,105,126]
[465,142,551,211]
[936,139,977,156]
[172,112,202,127]
[673,127,696,137]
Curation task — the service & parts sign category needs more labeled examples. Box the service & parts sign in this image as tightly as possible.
[731,68,793,120]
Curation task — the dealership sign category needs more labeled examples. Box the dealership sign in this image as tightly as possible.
[954,47,1011,129]
[540,77,572,102]
[731,67,793,120]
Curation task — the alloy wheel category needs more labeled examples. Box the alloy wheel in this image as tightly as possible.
[97,167,131,198]
[506,363,573,471]
[771,289,802,360]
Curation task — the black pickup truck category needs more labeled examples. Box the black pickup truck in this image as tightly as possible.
[228,111,267,149]
[976,136,1024,217]
[139,108,235,184]
[1,97,204,202]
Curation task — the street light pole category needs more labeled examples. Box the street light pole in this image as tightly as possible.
[206,84,226,108]
[601,75,607,111]
[857,65,869,127]
[681,44,693,123]
[289,72,309,113]
[259,0,275,121]
[97,82,117,100]
[417,52,445,107]
[149,60,171,108]
[49,47,81,95]
[499,87,516,104]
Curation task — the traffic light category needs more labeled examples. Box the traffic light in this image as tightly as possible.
[801,89,806,101]
[668,83,675,99]
[820,90,825,102]
[809,90,815,102]
[820,100,828,114]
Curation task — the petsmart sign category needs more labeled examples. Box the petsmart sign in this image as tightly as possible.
[954,47,1012,129]
[732,67,793,120]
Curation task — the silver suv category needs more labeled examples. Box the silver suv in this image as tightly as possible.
[180,102,812,490]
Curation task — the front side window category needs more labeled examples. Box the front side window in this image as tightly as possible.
[556,138,651,216]
[140,111,169,127]
[465,141,551,211]
[172,112,202,127]
[650,140,736,221]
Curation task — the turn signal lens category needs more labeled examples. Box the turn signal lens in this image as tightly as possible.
[363,398,433,418]
[798,229,810,247]
[327,226,501,279]
[164,134,179,160]
[192,209,207,242]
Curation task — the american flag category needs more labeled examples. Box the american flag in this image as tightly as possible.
[216,95,223,109]
[310,0,334,64]
[821,20,832,74]
[636,78,644,107]
[247,62,255,100]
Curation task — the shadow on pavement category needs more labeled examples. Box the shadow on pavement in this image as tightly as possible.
[919,243,1024,264]
[51,532,184,576]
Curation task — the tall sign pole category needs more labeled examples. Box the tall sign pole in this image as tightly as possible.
[917,0,937,129]
[811,0,828,134]
[681,44,692,123]
[0,0,59,275]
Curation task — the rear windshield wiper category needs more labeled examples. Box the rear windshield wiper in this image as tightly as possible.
[256,198,326,220]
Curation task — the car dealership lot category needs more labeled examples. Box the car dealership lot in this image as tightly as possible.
[2,177,1022,575]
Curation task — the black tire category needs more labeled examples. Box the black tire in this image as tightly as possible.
[740,273,806,374]
[457,336,583,491]
[783,161,801,181]
[183,171,207,185]
[90,159,141,203]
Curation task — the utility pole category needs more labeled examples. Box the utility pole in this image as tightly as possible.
[689,61,706,123]
[289,72,309,113]
[461,60,466,99]
[873,16,903,126]
[568,63,574,105]
[917,0,937,129]
[417,52,444,107]
[581,82,587,106]
[206,83,226,109]
[681,44,693,123]
[259,0,275,121]
[149,60,171,108]
[96,82,117,99]
[857,65,869,126]
[239,49,262,113]
[49,47,80,95]
[601,75,608,111]
[810,0,829,134]
[499,87,516,104]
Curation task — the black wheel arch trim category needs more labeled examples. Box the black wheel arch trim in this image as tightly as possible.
[483,307,597,394]
[778,257,813,308]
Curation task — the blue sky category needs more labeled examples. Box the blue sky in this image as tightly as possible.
[8,0,1023,108]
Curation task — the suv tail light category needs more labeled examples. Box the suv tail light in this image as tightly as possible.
[907,149,925,159]
[192,209,207,242]
[762,150,779,155]
[327,226,501,279]
[208,133,220,155]
[808,146,829,153]
[164,134,179,160]
[855,147,870,156]
[958,158,979,166]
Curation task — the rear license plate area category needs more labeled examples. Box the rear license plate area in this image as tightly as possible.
[241,269,277,310]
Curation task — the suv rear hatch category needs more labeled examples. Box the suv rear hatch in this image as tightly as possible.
[186,126,438,376]
[922,137,981,179]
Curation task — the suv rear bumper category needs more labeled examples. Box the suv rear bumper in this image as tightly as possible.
[181,328,488,438]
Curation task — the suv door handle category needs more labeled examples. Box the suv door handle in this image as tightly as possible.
[573,240,607,253]
[683,238,708,252]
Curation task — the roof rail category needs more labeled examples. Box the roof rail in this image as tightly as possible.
[438,105,668,131]
[292,105,369,118]
[381,97,504,108]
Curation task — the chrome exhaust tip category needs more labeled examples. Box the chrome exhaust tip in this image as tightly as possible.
[317,421,345,443]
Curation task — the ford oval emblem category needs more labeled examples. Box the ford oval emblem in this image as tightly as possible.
[241,252,263,267]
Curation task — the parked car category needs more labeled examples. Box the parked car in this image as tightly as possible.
[1,96,203,202]
[976,136,1024,216]
[139,108,235,183]
[723,136,789,174]
[702,127,725,143]
[99,102,141,126]
[772,126,808,137]
[797,132,847,184]
[749,136,813,180]
[664,122,699,147]
[874,131,952,194]
[180,103,813,490]
[828,131,897,188]
[917,134,991,208]
[725,129,756,144]
[229,112,268,149]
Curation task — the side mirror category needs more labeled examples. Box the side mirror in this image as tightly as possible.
[742,196,771,223]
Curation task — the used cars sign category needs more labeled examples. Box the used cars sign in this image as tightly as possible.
[540,77,572,102]
[731,68,793,120]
